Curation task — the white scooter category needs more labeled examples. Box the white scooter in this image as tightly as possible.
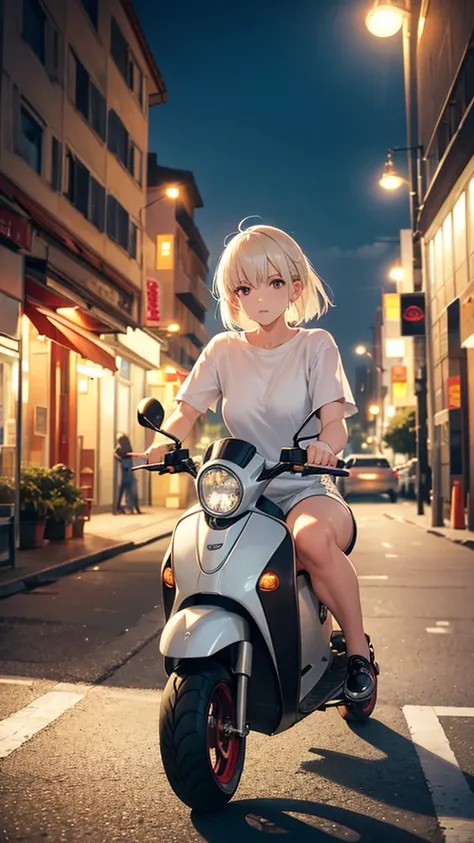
[133,397,379,813]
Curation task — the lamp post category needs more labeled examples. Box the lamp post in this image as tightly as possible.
[365,3,433,520]
[355,345,384,446]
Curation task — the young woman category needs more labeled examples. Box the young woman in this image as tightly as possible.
[114,433,142,515]
[146,221,376,701]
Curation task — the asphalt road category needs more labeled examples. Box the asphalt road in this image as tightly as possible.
[1,502,473,843]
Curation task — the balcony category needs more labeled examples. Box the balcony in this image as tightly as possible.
[175,203,209,269]
[175,264,211,320]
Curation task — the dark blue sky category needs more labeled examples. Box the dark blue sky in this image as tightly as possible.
[134,0,410,383]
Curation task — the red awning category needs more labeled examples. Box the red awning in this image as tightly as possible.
[24,302,117,372]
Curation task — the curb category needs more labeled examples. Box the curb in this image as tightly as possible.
[0,529,173,601]
[384,512,474,550]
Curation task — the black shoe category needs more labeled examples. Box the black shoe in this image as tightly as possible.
[344,655,376,702]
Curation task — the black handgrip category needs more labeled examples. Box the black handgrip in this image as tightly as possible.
[336,459,346,469]
[301,464,349,478]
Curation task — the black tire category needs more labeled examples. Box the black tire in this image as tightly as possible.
[337,682,378,722]
[159,661,246,812]
[388,490,398,503]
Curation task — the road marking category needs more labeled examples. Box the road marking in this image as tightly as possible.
[426,628,452,634]
[403,705,474,843]
[359,575,388,580]
[0,687,85,759]
[436,621,450,627]
[384,553,399,558]
[0,676,35,686]
[381,542,392,549]
[435,707,474,718]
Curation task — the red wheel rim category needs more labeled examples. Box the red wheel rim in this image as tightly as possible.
[206,681,241,785]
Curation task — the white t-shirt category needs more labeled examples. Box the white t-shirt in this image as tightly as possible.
[175,328,357,496]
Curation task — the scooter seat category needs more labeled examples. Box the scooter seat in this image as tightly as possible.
[256,495,284,521]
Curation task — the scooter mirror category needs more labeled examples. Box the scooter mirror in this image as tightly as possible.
[137,397,165,431]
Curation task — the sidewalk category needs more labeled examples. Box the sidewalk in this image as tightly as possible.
[0,507,183,600]
[384,499,474,550]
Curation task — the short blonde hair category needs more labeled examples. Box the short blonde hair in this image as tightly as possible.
[212,222,332,331]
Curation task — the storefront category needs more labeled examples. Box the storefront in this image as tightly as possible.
[0,202,32,541]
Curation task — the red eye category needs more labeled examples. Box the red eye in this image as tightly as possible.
[403,305,424,322]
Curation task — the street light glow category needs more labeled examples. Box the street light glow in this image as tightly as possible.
[369,404,381,416]
[389,264,405,282]
[167,322,180,333]
[379,157,405,190]
[365,2,404,38]
[355,345,368,356]
[166,186,180,199]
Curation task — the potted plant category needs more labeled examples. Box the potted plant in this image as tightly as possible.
[45,491,75,541]
[19,474,48,549]
[72,494,87,539]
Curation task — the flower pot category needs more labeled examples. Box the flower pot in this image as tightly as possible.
[72,517,86,539]
[44,520,73,541]
[19,520,46,550]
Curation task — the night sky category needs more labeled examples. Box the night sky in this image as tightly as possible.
[134,0,410,385]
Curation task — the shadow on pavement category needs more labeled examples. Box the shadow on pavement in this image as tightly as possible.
[192,798,429,841]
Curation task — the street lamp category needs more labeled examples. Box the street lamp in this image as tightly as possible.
[388,264,405,282]
[365,1,406,38]
[379,152,407,191]
[369,404,380,416]
[165,186,180,199]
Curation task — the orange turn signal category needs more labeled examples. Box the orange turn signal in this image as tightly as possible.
[258,571,280,592]
[163,567,175,588]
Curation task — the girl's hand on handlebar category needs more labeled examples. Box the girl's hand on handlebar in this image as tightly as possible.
[307,442,338,468]
[145,442,172,465]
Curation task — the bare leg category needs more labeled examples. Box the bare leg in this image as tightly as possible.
[286,496,369,659]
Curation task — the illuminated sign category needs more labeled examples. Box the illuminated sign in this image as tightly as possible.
[391,365,407,384]
[144,278,160,326]
[400,293,426,337]
[0,208,32,251]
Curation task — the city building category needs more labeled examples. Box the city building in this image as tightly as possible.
[144,155,211,508]
[414,1,474,524]
[0,0,167,512]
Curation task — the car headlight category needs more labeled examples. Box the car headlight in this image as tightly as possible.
[198,466,243,516]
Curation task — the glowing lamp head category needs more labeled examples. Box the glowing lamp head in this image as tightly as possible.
[166,322,180,334]
[369,404,381,416]
[389,265,405,282]
[365,3,404,38]
[355,345,368,356]
[166,186,180,199]
[379,157,405,191]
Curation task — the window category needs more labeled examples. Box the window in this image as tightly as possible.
[22,0,45,64]
[110,17,145,109]
[66,151,105,232]
[17,103,43,174]
[110,17,128,80]
[107,110,142,183]
[106,195,138,258]
[81,0,98,29]
[68,48,106,141]
[51,137,62,191]
[353,458,391,468]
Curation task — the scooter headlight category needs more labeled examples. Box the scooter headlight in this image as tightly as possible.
[198,465,243,516]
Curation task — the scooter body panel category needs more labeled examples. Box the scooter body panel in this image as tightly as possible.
[160,606,250,658]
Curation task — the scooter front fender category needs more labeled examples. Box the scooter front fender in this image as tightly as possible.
[159,606,250,659]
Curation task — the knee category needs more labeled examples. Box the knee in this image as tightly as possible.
[294,518,337,570]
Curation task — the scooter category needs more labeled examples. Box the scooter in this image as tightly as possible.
[133,397,379,813]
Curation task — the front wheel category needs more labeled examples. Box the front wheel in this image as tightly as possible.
[159,661,246,812]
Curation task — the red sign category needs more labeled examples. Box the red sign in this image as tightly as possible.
[400,292,426,337]
[144,278,160,326]
[448,376,461,410]
[0,208,33,251]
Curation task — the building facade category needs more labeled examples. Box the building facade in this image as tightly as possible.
[144,156,211,508]
[415,0,474,524]
[0,0,167,512]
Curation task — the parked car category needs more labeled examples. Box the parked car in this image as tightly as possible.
[338,454,398,502]
[398,458,417,499]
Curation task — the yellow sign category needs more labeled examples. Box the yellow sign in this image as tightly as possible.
[383,293,400,322]
[156,234,174,271]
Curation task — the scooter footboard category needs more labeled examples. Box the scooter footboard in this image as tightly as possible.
[159,606,250,659]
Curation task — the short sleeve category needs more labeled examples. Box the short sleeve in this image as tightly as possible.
[308,332,358,418]
[175,336,222,414]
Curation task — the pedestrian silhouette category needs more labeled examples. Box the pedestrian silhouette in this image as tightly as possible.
[114,433,142,514]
